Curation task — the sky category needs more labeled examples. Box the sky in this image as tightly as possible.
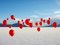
[0,0,60,23]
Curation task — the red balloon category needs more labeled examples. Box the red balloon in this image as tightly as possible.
[21,19,24,25]
[19,24,23,29]
[22,22,24,25]
[39,22,42,26]
[40,18,43,21]
[25,19,30,25]
[29,23,33,28]
[2,20,7,26]
[7,18,9,20]
[11,15,15,20]
[18,20,20,24]
[37,27,40,32]
[9,29,14,37]
[49,18,50,20]
[9,25,12,28]
[47,20,50,25]
[53,22,58,28]
[43,20,45,23]
[21,19,23,22]
[35,22,38,26]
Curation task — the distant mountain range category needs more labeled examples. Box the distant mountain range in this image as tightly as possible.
[0,18,60,27]
[44,18,60,27]
[0,23,27,27]
[0,23,60,27]
[44,24,60,27]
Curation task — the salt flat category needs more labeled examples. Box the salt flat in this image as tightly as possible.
[0,27,60,45]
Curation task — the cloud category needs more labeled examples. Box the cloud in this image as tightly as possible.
[53,10,60,16]
[54,11,60,14]
[52,10,60,19]
[30,15,39,18]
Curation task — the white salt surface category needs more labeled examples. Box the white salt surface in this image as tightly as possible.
[0,27,60,45]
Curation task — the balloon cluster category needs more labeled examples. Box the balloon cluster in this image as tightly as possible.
[2,15,58,37]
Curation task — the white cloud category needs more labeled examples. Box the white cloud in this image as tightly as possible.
[30,15,39,18]
[53,10,60,19]
[54,11,60,14]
